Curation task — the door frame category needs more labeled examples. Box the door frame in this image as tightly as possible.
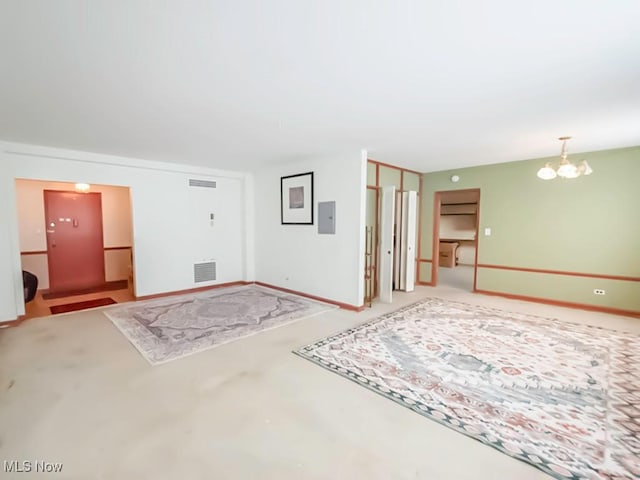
[365,185,380,301]
[431,188,481,291]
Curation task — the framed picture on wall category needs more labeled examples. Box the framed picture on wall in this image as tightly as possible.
[281,172,314,224]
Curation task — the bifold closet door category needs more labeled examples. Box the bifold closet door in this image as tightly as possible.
[379,186,395,303]
[393,191,402,290]
[401,191,417,292]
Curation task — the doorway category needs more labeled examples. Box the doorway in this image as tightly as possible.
[16,179,135,319]
[432,189,480,291]
[364,160,422,305]
[44,190,105,293]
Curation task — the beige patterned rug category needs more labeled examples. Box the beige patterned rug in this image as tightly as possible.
[295,298,640,479]
[106,284,335,365]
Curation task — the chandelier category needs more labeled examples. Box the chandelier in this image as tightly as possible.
[537,137,593,180]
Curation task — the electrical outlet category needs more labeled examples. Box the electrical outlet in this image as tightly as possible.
[593,289,605,295]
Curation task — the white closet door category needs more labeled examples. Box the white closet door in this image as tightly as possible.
[402,191,417,292]
[394,191,403,290]
[379,186,395,303]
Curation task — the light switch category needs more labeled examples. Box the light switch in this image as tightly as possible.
[484,227,492,236]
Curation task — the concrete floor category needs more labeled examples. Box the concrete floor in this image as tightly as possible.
[1,284,639,480]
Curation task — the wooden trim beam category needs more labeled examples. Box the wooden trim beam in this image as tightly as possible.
[474,288,640,318]
[22,246,133,255]
[0,317,26,328]
[477,264,640,283]
[255,282,366,312]
[367,159,422,175]
[416,174,424,285]
[374,187,380,297]
[135,281,249,301]
[431,192,441,286]
[473,191,481,292]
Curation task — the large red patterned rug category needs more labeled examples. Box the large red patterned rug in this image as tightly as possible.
[295,298,639,479]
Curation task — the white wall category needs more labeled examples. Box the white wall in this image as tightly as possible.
[253,150,367,307]
[0,142,250,322]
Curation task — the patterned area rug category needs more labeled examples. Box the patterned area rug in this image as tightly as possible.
[295,298,640,479]
[106,284,334,365]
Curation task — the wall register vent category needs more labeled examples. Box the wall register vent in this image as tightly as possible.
[189,179,217,188]
[194,261,217,283]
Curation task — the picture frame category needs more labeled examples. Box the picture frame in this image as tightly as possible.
[281,172,314,224]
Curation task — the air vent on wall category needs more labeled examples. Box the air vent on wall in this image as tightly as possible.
[189,179,217,188]
[194,261,217,283]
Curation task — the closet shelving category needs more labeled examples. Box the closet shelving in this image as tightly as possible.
[440,202,478,216]
[439,202,478,265]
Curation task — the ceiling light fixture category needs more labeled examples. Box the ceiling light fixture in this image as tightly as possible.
[75,183,91,193]
[537,137,593,180]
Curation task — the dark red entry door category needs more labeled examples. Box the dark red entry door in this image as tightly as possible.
[44,190,105,293]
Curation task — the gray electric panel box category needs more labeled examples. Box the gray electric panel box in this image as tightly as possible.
[318,201,336,234]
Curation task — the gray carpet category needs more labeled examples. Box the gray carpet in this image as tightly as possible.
[438,265,474,291]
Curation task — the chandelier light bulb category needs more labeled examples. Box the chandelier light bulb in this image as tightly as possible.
[557,162,578,178]
[537,163,557,180]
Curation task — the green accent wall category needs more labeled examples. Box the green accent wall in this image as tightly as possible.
[418,261,432,283]
[378,166,401,189]
[420,146,640,313]
[403,172,421,191]
[367,162,377,186]
[366,189,377,227]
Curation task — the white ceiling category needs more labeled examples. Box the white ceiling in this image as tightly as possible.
[1,1,639,173]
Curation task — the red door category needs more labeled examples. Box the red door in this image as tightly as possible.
[44,190,105,293]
